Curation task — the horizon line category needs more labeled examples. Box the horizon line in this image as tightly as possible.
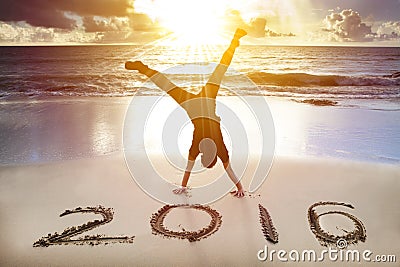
[1,42,399,48]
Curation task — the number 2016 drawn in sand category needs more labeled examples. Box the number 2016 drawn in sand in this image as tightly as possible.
[33,201,367,247]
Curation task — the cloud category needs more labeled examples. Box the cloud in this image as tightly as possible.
[322,9,400,43]
[224,10,264,37]
[0,21,94,43]
[0,0,132,29]
[0,0,297,44]
[128,13,161,32]
[323,9,373,41]
[81,13,161,43]
[83,16,130,32]
[224,10,293,38]
[0,0,164,43]
[265,29,295,38]
[376,21,400,40]
[247,18,267,38]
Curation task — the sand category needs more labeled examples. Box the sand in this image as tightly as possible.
[0,96,399,266]
[0,155,399,266]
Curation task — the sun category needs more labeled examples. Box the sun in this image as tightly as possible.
[134,0,230,44]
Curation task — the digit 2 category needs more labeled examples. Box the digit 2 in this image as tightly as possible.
[33,206,134,247]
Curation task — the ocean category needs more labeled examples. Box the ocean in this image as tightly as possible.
[0,45,399,106]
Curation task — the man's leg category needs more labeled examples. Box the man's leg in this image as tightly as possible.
[220,28,247,66]
[205,28,247,98]
[125,61,194,104]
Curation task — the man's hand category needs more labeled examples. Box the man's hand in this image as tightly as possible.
[230,189,245,198]
[173,186,188,195]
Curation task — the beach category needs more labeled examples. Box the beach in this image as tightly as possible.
[0,96,399,266]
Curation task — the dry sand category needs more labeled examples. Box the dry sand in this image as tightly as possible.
[0,154,399,266]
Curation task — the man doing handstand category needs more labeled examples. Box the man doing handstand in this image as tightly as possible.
[125,29,247,198]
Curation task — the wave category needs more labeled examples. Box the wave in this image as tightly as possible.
[255,85,400,99]
[247,72,400,87]
[1,70,399,100]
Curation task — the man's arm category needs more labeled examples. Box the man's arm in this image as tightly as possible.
[173,159,195,194]
[223,161,245,198]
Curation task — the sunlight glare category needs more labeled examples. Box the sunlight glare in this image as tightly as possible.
[135,0,229,44]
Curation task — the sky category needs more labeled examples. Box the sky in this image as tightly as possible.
[0,0,399,46]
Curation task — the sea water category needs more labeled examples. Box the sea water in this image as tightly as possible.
[0,45,399,103]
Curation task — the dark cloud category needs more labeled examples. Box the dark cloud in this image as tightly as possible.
[58,0,131,17]
[0,0,132,29]
[0,0,162,41]
[324,9,373,41]
[129,13,161,32]
[247,18,267,38]
[265,29,295,37]
[81,12,161,42]
[224,10,265,37]
[83,16,130,33]
[81,13,160,43]
[0,1,75,29]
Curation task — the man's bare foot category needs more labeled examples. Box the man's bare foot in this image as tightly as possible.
[230,190,245,198]
[230,29,247,48]
[234,28,247,40]
[125,60,148,73]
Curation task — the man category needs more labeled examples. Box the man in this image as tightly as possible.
[125,28,247,198]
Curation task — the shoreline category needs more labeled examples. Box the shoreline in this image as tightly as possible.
[1,96,399,166]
